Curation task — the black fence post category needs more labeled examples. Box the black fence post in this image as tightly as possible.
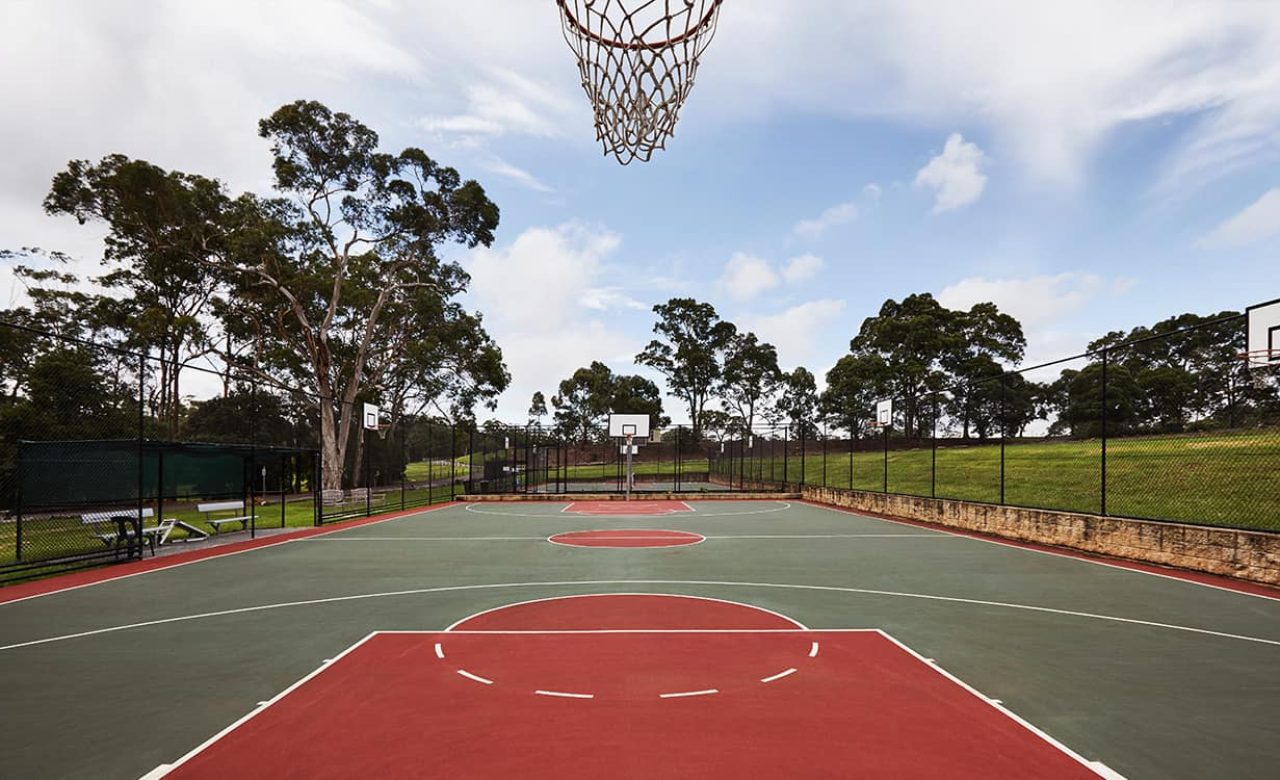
[249,380,257,539]
[280,453,287,528]
[313,450,321,526]
[400,418,406,511]
[450,423,457,500]
[14,446,22,562]
[364,421,372,517]
[468,425,475,494]
[821,423,828,487]
[999,374,1007,505]
[931,394,938,498]
[799,425,806,489]
[1101,348,1109,516]
[882,421,888,493]
[782,428,789,489]
[135,352,145,560]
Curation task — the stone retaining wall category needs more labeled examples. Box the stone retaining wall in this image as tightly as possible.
[803,485,1280,586]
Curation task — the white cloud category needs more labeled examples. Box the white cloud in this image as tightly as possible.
[915,134,988,213]
[480,157,554,193]
[745,299,846,367]
[419,68,577,141]
[781,254,824,284]
[1196,188,1280,248]
[794,201,858,239]
[862,183,882,201]
[465,223,648,419]
[719,253,780,301]
[937,272,1103,329]
[937,272,1137,366]
[719,252,827,300]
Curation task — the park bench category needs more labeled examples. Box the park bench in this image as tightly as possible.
[321,488,386,513]
[81,509,207,555]
[197,500,252,534]
[346,488,386,508]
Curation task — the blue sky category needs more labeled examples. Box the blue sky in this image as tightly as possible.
[1,1,1277,421]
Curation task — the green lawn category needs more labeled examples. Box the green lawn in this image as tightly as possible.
[716,430,1278,531]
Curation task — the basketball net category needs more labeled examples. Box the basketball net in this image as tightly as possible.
[557,0,724,164]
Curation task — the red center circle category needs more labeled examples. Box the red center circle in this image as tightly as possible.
[549,529,705,548]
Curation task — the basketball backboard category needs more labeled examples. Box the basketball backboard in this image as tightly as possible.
[1245,298,1280,369]
[362,403,380,431]
[608,413,651,441]
[876,399,893,427]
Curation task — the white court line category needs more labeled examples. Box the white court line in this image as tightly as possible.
[0,503,457,608]
[457,669,493,685]
[760,668,797,683]
[434,643,445,659]
[160,631,382,776]
[535,689,594,699]
[659,688,718,698]
[443,592,809,631]
[411,629,865,634]
[806,501,1280,603]
[876,630,1111,778]
[304,533,947,542]
[5,579,1279,653]
[808,642,820,657]
[466,502,792,519]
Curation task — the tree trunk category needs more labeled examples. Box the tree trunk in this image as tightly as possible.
[318,400,345,490]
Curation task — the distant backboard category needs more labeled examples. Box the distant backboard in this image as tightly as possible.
[1246,298,1280,369]
[608,413,651,441]
[876,399,893,427]
[362,403,380,431]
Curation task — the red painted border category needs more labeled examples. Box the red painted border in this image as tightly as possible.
[803,499,1280,600]
[0,503,455,604]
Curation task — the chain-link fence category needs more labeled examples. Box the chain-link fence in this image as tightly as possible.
[0,321,473,582]
[710,314,1280,532]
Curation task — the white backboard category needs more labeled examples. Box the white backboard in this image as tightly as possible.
[362,403,380,431]
[1246,298,1280,369]
[608,413,651,440]
[876,399,893,427]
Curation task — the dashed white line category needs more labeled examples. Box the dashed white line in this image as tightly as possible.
[808,641,820,658]
[457,669,493,685]
[434,643,445,659]
[535,689,594,699]
[659,688,719,698]
[760,668,797,683]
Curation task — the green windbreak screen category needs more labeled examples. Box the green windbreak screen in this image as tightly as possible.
[18,440,268,509]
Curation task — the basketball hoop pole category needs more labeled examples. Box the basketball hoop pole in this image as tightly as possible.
[624,433,634,500]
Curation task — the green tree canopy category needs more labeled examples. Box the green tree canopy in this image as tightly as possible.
[636,298,735,440]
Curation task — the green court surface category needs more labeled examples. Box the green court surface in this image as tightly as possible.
[1,499,1278,778]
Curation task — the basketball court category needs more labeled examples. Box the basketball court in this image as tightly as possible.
[2,497,1278,778]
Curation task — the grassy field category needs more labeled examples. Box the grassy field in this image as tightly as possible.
[718,430,1277,531]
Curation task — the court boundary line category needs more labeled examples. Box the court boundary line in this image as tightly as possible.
[467,501,791,519]
[5,578,1279,653]
[301,533,951,542]
[153,609,1105,778]
[803,500,1280,602]
[0,503,456,607]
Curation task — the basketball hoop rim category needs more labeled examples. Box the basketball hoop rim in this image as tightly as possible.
[1241,348,1280,367]
[557,0,723,52]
